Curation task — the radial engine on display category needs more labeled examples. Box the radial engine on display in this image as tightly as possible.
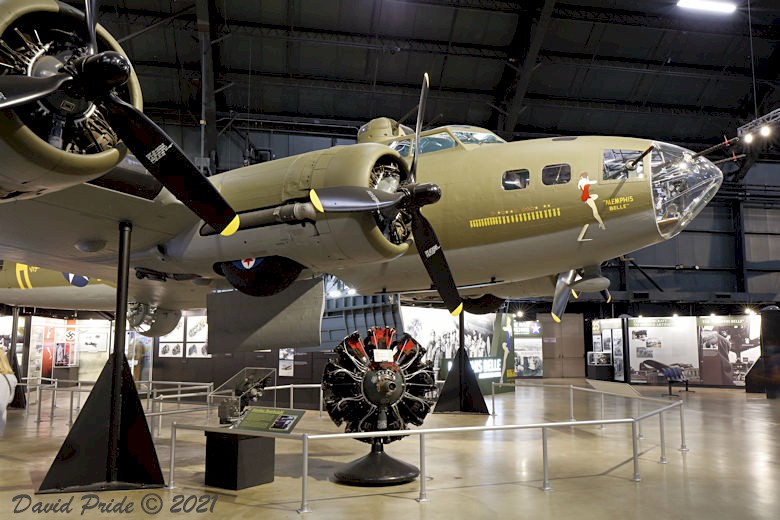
[322,326,437,484]
[323,326,437,441]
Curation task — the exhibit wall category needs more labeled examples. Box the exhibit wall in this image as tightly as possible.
[591,315,761,386]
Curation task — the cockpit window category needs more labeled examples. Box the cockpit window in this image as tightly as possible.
[389,132,457,157]
[389,139,412,157]
[603,149,645,180]
[452,130,504,145]
[502,169,529,190]
[542,163,571,185]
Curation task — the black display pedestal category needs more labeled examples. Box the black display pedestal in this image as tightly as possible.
[586,364,613,381]
[333,442,419,486]
[204,432,275,490]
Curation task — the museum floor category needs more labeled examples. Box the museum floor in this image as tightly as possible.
[2,379,779,519]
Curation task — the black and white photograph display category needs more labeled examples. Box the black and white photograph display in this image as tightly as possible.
[400,306,498,379]
[513,320,544,377]
[628,317,699,383]
[697,315,761,386]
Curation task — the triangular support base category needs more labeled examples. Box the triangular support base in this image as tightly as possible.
[434,346,489,414]
[38,355,164,493]
[333,441,419,486]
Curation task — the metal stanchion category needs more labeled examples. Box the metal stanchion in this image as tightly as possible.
[319,387,323,418]
[177,383,182,409]
[491,383,496,416]
[168,423,177,489]
[569,385,575,421]
[157,397,163,438]
[600,392,605,429]
[635,400,644,439]
[75,381,82,411]
[68,391,75,427]
[417,434,429,502]
[679,403,689,452]
[290,386,295,408]
[36,385,42,424]
[542,427,552,491]
[659,413,668,464]
[297,435,311,514]
[631,421,641,482]
[53,380,58,408]
[49,382,57,420]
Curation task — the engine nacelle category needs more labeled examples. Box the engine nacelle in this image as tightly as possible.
[156,143,414,278]
[127,302,181,338]
[217,256,305,297]
[0,0,142,200]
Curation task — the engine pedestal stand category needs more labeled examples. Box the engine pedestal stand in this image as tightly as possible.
[333,441,419,486]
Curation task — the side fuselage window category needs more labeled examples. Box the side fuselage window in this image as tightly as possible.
[603,149,645,180]
[542,163,571,185]
[502,169,530,190]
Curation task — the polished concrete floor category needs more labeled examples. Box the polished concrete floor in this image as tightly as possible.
[1,380,778,519]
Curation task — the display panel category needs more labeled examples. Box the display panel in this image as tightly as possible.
[628,317,698,384]
[697,315,761,386]
[513,320,543,377]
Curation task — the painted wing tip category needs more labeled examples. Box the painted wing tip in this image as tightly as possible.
[219,215,241,237]
[551,313,561,323]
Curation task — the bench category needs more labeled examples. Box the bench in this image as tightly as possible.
[661,367,689,395]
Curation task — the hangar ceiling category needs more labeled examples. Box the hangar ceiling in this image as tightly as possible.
[66,0,780,169]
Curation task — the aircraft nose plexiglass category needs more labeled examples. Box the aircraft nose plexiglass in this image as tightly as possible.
[650,142,723,239]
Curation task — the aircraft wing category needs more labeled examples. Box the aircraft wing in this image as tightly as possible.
[0,181,214,309]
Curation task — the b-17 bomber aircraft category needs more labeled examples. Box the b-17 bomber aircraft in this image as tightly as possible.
[0,0,724,338]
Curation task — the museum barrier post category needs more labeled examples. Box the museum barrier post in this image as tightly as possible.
[169,422,177,489]
[569,386,575,421]
[631,421,641,482]
[659,413,667,464]
[679,405,689,451]
[298,434,311,513]
[542,427,551,491]
[600,393,605,429]
[417,434,429,502]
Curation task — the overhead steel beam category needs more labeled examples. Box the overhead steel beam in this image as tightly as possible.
[523,94,740,120]
[195,0,218,175]
[552,3,780,40]
[540,51,778,86]
[499,0,555,133]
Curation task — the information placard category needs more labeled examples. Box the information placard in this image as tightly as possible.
[235,407,304,433]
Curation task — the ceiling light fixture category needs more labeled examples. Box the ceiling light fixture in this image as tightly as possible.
[760,125,771,137]
[743,133,754,143]
[677,0,737,13]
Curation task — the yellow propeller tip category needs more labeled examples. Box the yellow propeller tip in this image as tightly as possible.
[551,313,561,323]
[219,215,240,237]
[423,72,430,86]
[310,189,324,213]
[606,295,612,303]
[450,303,464,317]
[571,289,579,299]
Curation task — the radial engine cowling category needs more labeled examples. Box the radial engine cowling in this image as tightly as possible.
[209,143,415,273]
[0,0,142,201]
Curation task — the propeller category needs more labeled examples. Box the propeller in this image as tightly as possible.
[0,3,239,237]
[311,73,463,316]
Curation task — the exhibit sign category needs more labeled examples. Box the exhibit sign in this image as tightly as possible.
[443,357,503,379]
[513,319,543,377]
[627,317,698,383]
[595,318,624,380]
[697,315,761,386]
[278,348,294,377]
[235,407,304,433]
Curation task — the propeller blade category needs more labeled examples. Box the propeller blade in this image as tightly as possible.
[0,73,73,110]
[84,0,99,56]
[409,73,429,184]
[410,208,462,316]
[309,186,405,213]
[101,93,239,236]
[551,270,577,323]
